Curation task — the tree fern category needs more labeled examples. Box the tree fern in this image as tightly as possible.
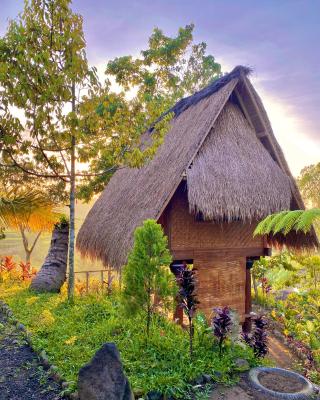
[254,208,320,236]
[295,209,320,233]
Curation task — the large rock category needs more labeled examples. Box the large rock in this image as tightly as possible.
[78,343,133,400]
[30,222,69,292]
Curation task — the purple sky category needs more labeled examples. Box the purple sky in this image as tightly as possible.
[1,0,319,175]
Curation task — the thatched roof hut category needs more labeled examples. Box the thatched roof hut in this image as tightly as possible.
[77,66,318,271]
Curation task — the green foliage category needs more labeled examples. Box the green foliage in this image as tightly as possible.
[254,209,320,235]
[253,252,320,382]
[123,220,175,336]
[0,283,257,398]
[106,24,221,100]
[55,214,69,229]
[78,24,222,201]
[297,162,320,208]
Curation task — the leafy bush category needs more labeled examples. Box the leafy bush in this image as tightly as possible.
[253,252,320,383]
[0,256,37,283]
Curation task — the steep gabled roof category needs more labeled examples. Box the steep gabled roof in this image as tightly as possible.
[77,67,318,268]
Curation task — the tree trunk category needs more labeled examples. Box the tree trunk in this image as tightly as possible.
[19,226,42,265]
[67,80,76,302]
[252,274,258,299]
[25,251,31,265]
[30,222,69,292]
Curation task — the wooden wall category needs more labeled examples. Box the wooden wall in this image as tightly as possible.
[159,184,267,321]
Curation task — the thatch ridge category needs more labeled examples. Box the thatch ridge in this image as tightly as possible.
[158,65,251,121]
[187,102,292,221]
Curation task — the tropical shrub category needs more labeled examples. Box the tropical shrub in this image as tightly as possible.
[0,256,36,283]
[253,252,320,383]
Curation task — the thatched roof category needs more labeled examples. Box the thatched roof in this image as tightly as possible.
[77,66,318,268]
[187,102,292,221]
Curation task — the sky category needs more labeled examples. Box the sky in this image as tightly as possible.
[1,0,319,176]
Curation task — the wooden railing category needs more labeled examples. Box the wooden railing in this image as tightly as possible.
[68,268,117,294]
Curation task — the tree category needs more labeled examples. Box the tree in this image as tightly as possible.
[297,163,320,208]
[122,220,175,338]
[0,188,60,264]
[0,0,221,300]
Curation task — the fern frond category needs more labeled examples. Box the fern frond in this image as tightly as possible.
[254,213,275,236]
[295,209,320,233]
[274,210,303,235]
[255,208,320,236]
[265,210,289,234]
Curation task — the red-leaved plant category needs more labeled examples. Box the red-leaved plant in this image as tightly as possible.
[177,265,198,357]
[212,306,233,357]
[19,261,36,281]
[242,315,268,358]
[1,256,16,271]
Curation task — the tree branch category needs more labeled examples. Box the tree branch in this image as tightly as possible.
[30,231,42,254]
[2,151,70,180]
[34,132,68,182]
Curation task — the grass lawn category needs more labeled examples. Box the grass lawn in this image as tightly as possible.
[0,282,258,398]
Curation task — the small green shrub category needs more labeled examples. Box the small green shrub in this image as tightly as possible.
[122,219,176,337]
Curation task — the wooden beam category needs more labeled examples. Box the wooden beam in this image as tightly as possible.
[234,87,256,131]
[256,130,267,138]
[171,247,265,260]
[242,77,287,172]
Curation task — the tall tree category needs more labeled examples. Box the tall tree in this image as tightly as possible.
[0,1,221,299]
[0,0,95,299]
[297,162,320,208]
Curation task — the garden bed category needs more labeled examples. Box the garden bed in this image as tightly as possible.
[254,293,320,385]
[0,281,258,399]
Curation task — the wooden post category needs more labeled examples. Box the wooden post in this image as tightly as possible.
[243,266,252,333]
[243,256,260,333]
[101,270,104,292]
[86,271,89,294]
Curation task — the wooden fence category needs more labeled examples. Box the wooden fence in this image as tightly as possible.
[68,268,119,294]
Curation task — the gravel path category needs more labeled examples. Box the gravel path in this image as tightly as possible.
[0,312,64,400]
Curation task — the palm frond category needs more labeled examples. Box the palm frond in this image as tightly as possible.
[0,189,60,232]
